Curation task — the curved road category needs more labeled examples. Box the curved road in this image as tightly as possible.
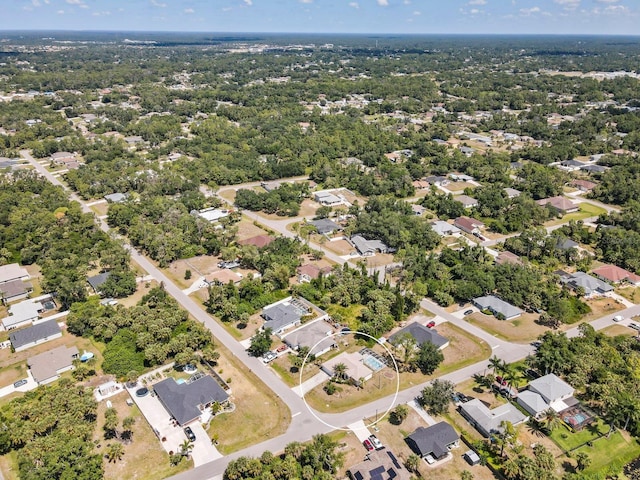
[21,151,639,480]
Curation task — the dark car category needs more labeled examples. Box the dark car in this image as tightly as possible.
[525,368,541,379]
[13,379,27,388]
[184,426,196,442]
[426,320,436,328]
[464,309,474,316]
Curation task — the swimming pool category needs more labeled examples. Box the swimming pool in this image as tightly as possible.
[363,355,385,372]
[176,378,186,385]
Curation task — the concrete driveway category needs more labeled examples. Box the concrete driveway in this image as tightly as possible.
[0,370,37,399]
[189,423,222,466]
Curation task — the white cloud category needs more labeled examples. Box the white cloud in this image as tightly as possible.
[57,9,64,14]
[554,0,580,10]
[66,0,84,4]
[349,2,359,8]
[470,8,480,14]
[222,6,232,11]
[403,0,411,4]
[468,0,487,4]
[596,0,619,2]
[184,7,194,13]
[413,10,421,15]
[150,0,166,7]
[31,0,41,7]
[377,0,389,6]
[92,10,111,16]
[299,0,313,3]
[243,0,253,5]
[520,6,541,15]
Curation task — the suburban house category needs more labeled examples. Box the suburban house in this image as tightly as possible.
[570,179,597,192]
[454,216,485,235]
[431,221,461,237]
[0,263,30,286]
[561,271,613,296]
[389,322,449,350]
[309,218,341,235]
[282,319,336,357]
[261,296,326,336]
[556,238,579,251]
[449,173,474,182]
[411,204,426,216]
[560,159,586,171]
[504,187,521,199]
[412,179,430,190]
[321,352,374,383]
[459,398,528,437]
[0,279,33,304]
[425,175,449,187]
[195,207,230,223]
[349,235,390,256]
[455,195,478,209]
[473,295,523,320]
[87,272,111,295]
[297,264,331,283]
[50,151,76,166]
[314,190,342,206]
[536,196,579,214]
[460,146,475,157]
[28,345,79,385]
[153,375,229,426]
[205,270,243,285]
[495,251,523,266]
[517,373,575,418]
[2,299,44,330]
[237,234,275,248]
[104,192,127,203]
[9,319,62,352]
[346,448,411,480]
[591,264,640,286]
[405,422,459,461]
[581,164,607,174]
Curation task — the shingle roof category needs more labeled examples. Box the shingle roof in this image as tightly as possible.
[10,320,61,350]
[473,295,523,319]
[389,322,449,349]
[237,234,274,248]
[460,398,527,437]
[153,376,229,426]
[0,263,30,284]
[28,345,79,384]
[563,271,613,295]
[262,303,302,332]
[0,279,32,300]
[517,390,550,416]
[309,218,340,234]
[431,221,460,237]
[282,320,336,356]
[87,272,110,292]
[350,235,388,255]
[528,373,574,404]
[406,422,459,459]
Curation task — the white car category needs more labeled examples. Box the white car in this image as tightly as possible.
[262,351,277,363]
[613,315,624,322]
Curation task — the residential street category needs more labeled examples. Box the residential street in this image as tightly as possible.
[20,151,640,480]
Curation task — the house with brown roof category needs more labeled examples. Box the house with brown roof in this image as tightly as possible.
[205,270,243,285]
[496,251,523,266]
[591,264,640,286]
[297,264,331,283]
[238,235,275,248]
[28,345,79,385]
[454,216,485,235]
[536,196,579,214]
[570,179,597,192]
[455,195,478,209]
[412,179,430,190]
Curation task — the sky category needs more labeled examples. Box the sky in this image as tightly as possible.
[4,0,640,35]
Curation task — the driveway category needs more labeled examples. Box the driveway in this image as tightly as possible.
[0,370,37,399]
[189,423,222,466]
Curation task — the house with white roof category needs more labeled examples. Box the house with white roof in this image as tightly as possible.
[459,398,527,437]
[518,373,575,417]
[2,299,44,330]
[0,263,30,286]
[431,221,461,237]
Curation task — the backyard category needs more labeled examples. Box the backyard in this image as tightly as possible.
[464,312,547,343]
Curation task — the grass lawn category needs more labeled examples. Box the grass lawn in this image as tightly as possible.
[600,324,638,337]
[544,202,607,227]
[207,343,290,454]
[574,430,640,475]
[465,312,547,343]
[549,420,609,452]
[326,304,364,330]
[614,286,640,303]
[578,296,625,324]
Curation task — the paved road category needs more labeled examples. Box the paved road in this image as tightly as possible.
[21,151,639,480]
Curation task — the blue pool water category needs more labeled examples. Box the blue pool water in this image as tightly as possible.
[176,378,186,385]
[363,355,385,372]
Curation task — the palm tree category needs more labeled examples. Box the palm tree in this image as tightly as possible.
[543,408,562,432]
[575,452,591,471]
[333,362,348,382]
[488,355,503,376]
[106,442,125,463]
[180,439,194,457]
[502,458,521,480]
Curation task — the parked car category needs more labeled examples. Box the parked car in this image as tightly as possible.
[464,309,473,316]
[218,260,240,269]
[369,435,383,450]
[262,351,277,363]
[629,322,640,332]
[613,315,624,322]
[13,379,27,388]
[525,368,541,379]
[530,341,542,349]
[363,439,374,451]
[184,426,196,442]
[426,320,436,328]
[276,344,288,353]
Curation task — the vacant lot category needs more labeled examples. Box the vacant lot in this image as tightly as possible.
[207,343,290,454]
[445,181,476,193]
[464,312,546,343]
[117,280,159,308]
[578,296,625,323]
[615,285,640,303]
[236,218,269,241]
[324,238,354,256]
[165,255,221,289]
[600,324,637,337]
[90,201,110,217]
[544,202,607,227]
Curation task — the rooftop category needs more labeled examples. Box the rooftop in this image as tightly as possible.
[528,373,574,404]
[460,398,527,437]
[592,264,640,284]
[28,345,79,383]
[0,263,30,285]
[347,448,411,480]
[406,422,459,459]
[87,272,110,292]
[9,319,61,350]
[282,319,336,356]
[389,322,449,349]
[237,234,275,248]
[473,295,523,319]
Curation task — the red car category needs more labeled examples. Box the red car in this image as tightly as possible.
[363,439,374,451]
[426,321,436,328]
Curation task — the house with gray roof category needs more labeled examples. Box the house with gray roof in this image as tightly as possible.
[473,295,523,320]
[309,218,341,235]
[28,345,79,385]
[561,271,613,296]
[104,192,127,203]
[455,195,478,209]
[529,373,574,407]
[282,319,336,357]
[87,272,111,295]
[2,299,43,330]
[517,390,551,418]
[9,319,61,352]
[0,279,33,304]
[581,164,607,174]
[431,221,461,237]
[389,322,449,350]
[314,191,342,206]
[459,398,527,437]
[406,422,459,460]
[346,448,412,480]
[0,263,30,285]
[350,235,390,256]
[504,187,521,199]
[153,375,229,426]
[262,303,302,335]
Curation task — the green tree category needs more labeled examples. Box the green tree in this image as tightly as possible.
[415,341,444,375]
[390,404,409,425]
[575,452,591,472]
[248,328,273,357]
[405,454,420,473]
[106,442,125,463]
[418,379,454,415]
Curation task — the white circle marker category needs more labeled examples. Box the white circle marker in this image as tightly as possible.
[299,330,400,430]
